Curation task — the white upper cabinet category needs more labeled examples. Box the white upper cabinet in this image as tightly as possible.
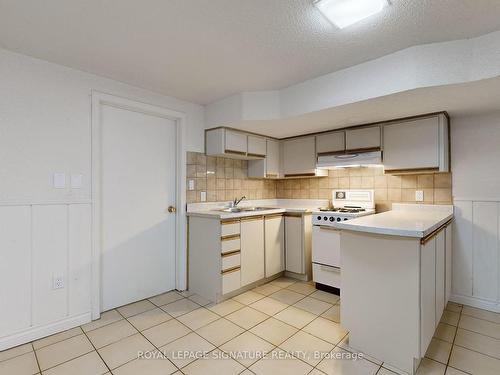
[247,138,280,178]
[316,131,345,155]
[247,135,267,157]
[283,136,327,177]
[345,126,381,151]
[225,130,247,154]
[383,114,449,172]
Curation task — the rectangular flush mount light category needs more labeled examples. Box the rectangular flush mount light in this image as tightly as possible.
[314,0,388,29]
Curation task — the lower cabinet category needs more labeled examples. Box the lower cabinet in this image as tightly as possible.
[285,216,303,274]
[264,215,285,277]
[240,216,265,286]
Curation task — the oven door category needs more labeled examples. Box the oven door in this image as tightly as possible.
[312,225,341,267]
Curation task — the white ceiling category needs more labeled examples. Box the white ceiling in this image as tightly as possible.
[1,0,500,104]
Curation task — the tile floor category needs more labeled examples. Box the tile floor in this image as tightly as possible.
[1,277,500,374]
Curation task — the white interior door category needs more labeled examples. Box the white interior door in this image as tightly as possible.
[100,104,176,311]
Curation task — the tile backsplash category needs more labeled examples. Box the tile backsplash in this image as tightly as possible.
[186,152,452,211]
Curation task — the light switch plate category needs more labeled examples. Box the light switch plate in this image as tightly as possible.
[200,191,207,202]
[53,173,66,189]
[415,190,424,202]
[188,179,195,191]
[71,174,83,189]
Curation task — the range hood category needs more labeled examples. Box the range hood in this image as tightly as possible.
[316,151,382,169]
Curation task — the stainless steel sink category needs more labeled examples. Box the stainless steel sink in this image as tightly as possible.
[215,206,278,213]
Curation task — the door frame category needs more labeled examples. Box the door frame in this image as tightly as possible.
[91,91,187,319]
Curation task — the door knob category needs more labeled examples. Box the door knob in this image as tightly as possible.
[167,206,176,213]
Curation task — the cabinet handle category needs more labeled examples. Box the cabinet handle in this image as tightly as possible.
[420,219,453,245]
[247,153,266,158]
[318,226,340,231]
[221,219,240,225]
[221,250,241,258]
[225,149,246,155]
[221,266,241,275]
[240,216,264,221]
[221,234,240,241]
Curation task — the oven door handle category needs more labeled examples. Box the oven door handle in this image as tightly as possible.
[317,225,341,231]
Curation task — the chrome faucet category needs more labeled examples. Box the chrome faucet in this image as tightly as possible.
[232,196,246,207]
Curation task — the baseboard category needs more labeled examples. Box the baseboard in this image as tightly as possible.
[450,294,500,313]
[0,313,92,351]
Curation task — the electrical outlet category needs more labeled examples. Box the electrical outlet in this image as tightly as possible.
[200,191,207,202]
[415,190,424,202]
[53,275,64,290]
[188,179,195,191]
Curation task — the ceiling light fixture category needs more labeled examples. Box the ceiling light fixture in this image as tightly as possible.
[314,0,388,29]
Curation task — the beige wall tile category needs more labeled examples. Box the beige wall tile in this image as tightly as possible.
[434,188,452,203]
[374,175,387,188]
[187,152,197,164]
[339,177,349,188]
[418,174,434,188]
[187,165,196,178]
[434,173,452,188]
[388,188,402,201]
[349,176,362,188]
[402,189,416,202]
[318,178,329,189]
[401,175,417,188]
[387,175,402,188]
[328,178,339,189]
[374,189,388,201]
[361,177,374,188]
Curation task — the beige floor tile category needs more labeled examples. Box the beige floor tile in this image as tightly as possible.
[240,370,256,375]
[303,317,348,344]
[160,332,215,368]
[177,290,195,298]
[425,338,452,364]
[269,289,304,305]
[274,306,316,329]
[87,319,137,349]
[82,309,123,332]
[309,369,328,375]
[316,347,380,375]
[142,319,191,347]
[176,308,219,330]
[454,327,500,359]
[117,300,156,318]
[433,323,456,343]
[279,331,334,366]
[445,302,462,314]
[250,297,288,316]
[293,296,332,315]
[127,307,172,331]
[321,305,340,323]
[250,318,298,346]
[0,343,32,362]
[459,314,500,339]
[336,336,382,366]
[449,345,500,375]
[225,307,269,330]
[220,331,274,367]
[182,349,245,375]
[249,348,313,375]
[0,352,38,375]
[208,299,244,316]
[149,291,184,307]
[253,283,281,296]
[42,351,107,375]
[444,367,468,374]
[440,311,460,326]
[309,290,340,305]
[286,282,316,295]
[98,333,154,369]
[195,318,245,346]
[112,355,177,375]
[188,294,212,306]
[33,327,82,350]
[415,358,446,375]
[377,368,400,375]
[461,305,500,324]
[36,334,94,371]
[232,291,265,305]
[269,277,297,289]
[161,298,200,318]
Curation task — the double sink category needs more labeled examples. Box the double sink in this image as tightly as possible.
[215,206,278,213]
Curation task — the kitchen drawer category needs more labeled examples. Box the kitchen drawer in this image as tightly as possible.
[221,221,240,237]
[221,237,240,254]
[313,263,341,289]
[222,252,241,271]
[222,268,241,294]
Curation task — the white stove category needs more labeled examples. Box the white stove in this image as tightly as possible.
[312,190,376,293]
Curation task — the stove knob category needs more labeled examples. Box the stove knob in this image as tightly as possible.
[336,217,341,222]
[344,218,348,221]
[329,217,334,222]
[323,216,328,221]
[317,216,322,221]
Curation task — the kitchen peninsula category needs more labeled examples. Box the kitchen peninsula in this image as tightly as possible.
[335,204,454,374]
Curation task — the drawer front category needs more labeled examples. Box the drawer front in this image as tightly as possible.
[221,238,240,254]
[313,263,341,289]
[221,222,240,237]
[222,269,241,294]
[222,252,241,271]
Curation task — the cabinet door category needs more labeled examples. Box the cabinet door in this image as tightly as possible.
[420,238,436,355]
[383,117,440,171]
[240,217,265,286]
[225,130,247,154]
[283,136,316,176]
[265,215,285,277]
[285,216,303,274]
[247,136,266,157]
[445,224,452,304]
[266,139,280,177]
[316,131,345,154]
[435,230,446,324]
[346,126,381,151]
